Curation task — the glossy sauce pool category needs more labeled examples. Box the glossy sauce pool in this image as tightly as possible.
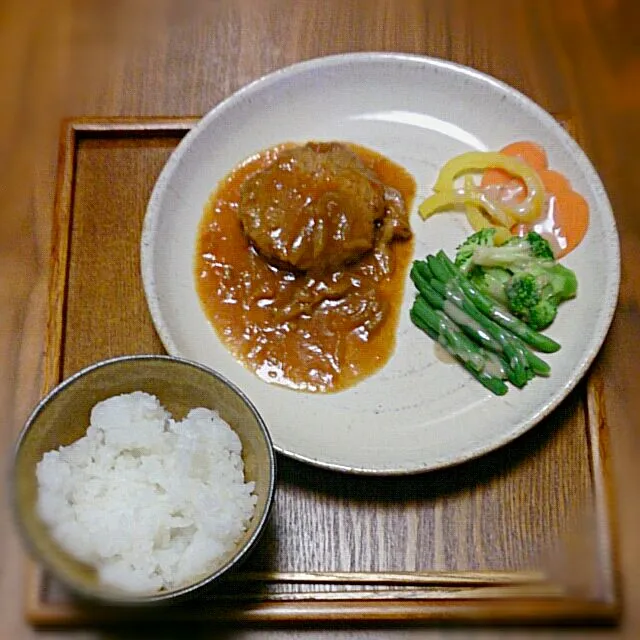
[195,143,416,393]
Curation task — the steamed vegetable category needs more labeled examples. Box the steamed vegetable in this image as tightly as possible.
[418,141,591,259]
[418,188,515,227]
[428,251,560,353]
[455,228,503,271]
[455,230,577,331]
[459,229,554,268]
[411,140,587,395]
[480,141,590,258]
[411,261,550,381]
[419,150,546,225]
[409,248,561,396]
[410,296,509,396]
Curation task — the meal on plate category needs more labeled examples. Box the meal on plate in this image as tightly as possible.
[411,141,587,395]
[35,392,256,594]
[195,141,416,393]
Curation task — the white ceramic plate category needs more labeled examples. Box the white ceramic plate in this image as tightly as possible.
[141,53,620,475]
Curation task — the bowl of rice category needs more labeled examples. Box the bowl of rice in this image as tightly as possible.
[11,354,276,604]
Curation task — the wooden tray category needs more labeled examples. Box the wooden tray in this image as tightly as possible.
[27,117,620,626]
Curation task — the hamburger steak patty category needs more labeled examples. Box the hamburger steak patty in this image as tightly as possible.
[237,142,411,272]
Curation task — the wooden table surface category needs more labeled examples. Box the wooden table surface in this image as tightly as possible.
[2,0,638,637]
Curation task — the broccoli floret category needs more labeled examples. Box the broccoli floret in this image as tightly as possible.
[505,272,541,312]
[528,301,558,330]
[504,231,555,261]
[455,228,498,272]
[545,263,579,299]
[504,264,578,330]
[469,231,555,269]
[505,273,557,330]
[469,267,510,305]
[454,230,578,331]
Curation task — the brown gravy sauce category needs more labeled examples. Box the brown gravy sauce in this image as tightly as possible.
[195,143,416,393]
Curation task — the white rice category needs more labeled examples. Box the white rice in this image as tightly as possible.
[35,391,257,594]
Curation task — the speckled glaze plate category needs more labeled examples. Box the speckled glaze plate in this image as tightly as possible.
[141,53,620,474]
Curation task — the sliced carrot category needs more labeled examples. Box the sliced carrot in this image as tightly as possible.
[481,167,514,188]
[538,169,571,194]
[472,140,589,256]
[499,141,548,171]
[547,190,590,257]
[481,141,548,198]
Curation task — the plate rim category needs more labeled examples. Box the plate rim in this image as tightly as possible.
[141,52,621,475]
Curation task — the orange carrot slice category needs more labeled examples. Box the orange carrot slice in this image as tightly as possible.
[481,141,548,190]
[538,169,571,194]
[499,141,548,171]
[542,190,590,257]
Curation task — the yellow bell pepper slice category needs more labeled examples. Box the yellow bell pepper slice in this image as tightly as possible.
[463,176,494,232]
[418,188,515,227]
[492,227,512,246]
[461,177,513,245]
[428,150,545,223]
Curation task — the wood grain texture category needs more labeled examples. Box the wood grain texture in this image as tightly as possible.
[21,119,617,626]
[2,0,638,637]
